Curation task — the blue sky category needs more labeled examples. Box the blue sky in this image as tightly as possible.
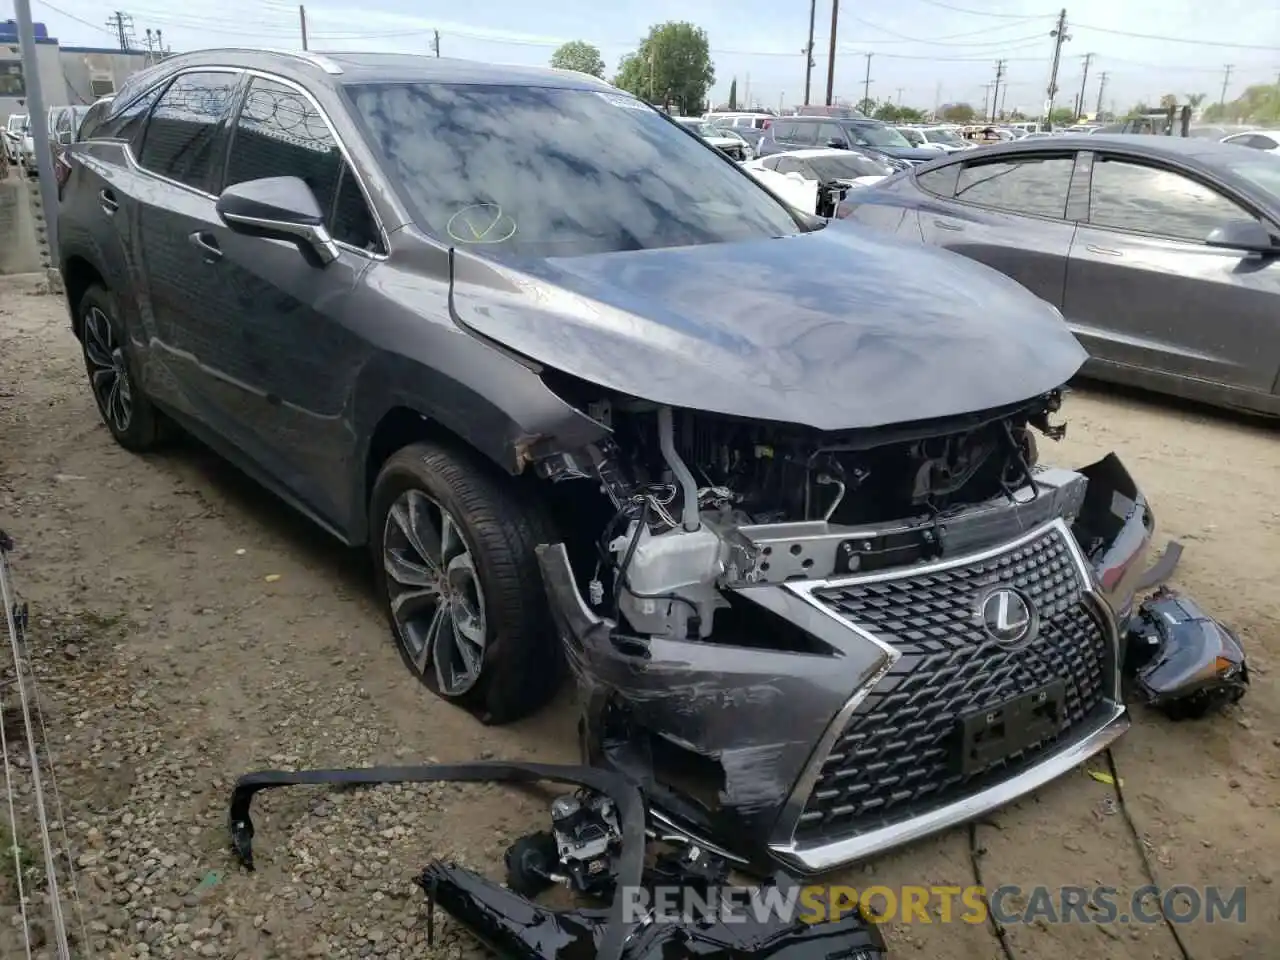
[13,0,1280,115]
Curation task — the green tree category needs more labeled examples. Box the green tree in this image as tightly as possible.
[728,77,738,110]
[1049,106,1075,125]
[1185,92,1207,111]
[939,102,976,123]
[1159,93,1178,109]
[550,40,606,78]
[855,97,877,116]
[873,103,925,122]
[614,22,715,114]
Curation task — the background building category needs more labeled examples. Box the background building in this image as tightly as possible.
[2,20,158,122]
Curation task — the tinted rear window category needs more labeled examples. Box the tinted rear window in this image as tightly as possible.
[345,82,801,258]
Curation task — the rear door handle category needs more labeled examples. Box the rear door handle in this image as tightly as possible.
[188,231,223,262]
[1086,243,1122,257]
[98,189,118,215]
[933,219,963,231]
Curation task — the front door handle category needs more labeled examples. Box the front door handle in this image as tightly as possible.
[933,219,963,231]
[98,189,118,215]
[1086,243,1123,257]
[188,231,222,262]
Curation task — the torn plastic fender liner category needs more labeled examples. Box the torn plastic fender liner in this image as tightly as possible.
[228,762,645,960]
[535,543,887,868]
[1073,452,1173,623]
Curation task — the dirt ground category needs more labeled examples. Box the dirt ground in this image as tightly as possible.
[0,270,1276,960]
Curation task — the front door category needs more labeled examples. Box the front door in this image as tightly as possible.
[1063,153,1280,393]
[200,75,385,524]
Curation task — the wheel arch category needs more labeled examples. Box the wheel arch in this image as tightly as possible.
[62,254,107,339]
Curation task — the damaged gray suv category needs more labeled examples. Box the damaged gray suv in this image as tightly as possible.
[58,50,1246,876]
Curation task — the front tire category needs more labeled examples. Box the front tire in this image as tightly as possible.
[370,441,562,724]
[79,284,164,452]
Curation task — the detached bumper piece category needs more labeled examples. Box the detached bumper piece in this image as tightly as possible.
[1124,588,1249,719]
[226,761,887,960]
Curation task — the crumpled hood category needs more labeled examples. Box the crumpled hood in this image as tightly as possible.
[449,221,1087,431]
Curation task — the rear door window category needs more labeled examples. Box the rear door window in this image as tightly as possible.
[137,70,241,192]
[955,155,1075,219]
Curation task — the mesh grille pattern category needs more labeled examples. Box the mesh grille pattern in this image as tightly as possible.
[797,526,1111,843]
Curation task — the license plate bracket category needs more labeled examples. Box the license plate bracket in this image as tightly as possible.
[957,679,1066,776]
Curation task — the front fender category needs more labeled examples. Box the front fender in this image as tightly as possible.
[1071,453,1156,623]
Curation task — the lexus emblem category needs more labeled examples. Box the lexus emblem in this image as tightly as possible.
[978,587,1037,647]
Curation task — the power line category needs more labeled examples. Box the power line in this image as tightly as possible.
[844,16,1047,47]
[1073,22,1278,51]
[910,0,1055,20]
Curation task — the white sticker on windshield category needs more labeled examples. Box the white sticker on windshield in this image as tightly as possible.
[596,91,649,111]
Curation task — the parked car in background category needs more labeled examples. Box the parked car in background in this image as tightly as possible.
[3,113,25,165]
[742,147,895,215]
[838,135,1280,415]
[758,115,936,165]
[710,121,766,151]
[674,117,752,160]
[704,110,774,131]
[54,99,111,198]
[917,126,971,152]
[1220,130,1280,154]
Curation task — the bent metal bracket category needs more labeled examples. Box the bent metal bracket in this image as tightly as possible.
[226,761,888,960]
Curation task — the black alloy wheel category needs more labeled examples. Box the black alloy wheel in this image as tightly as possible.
[78,284,164,451]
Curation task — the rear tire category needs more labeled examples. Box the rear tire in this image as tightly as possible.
[370,441,562,724]
[79,284,165,452]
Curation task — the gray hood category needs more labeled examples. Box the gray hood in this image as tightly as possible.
[449,220,1087,431]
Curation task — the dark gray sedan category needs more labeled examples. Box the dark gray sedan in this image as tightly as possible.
[839,135,1280,415]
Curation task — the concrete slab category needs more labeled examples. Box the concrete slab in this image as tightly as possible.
[0,172,43,276]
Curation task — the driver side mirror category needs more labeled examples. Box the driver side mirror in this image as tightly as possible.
[1205,219,1277,255]
[215,175,339,266]
[57,130,73,145]
[826,137,847,149]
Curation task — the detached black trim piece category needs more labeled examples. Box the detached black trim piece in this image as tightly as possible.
[228,762,645,960]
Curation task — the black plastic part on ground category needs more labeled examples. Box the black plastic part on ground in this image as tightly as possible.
[227,761,888,960]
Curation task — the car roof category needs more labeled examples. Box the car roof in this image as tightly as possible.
[769,148,861,160]
[942,133,1267,162]
[1223,129,1280,137]
[116,47,617,93]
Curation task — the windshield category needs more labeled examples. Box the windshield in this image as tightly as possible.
[346,82,801,258]
[848,123,911,148]
[1223,153,1280,198]
[898,128,924,145]
[925,128,965,146]
[809,154,892,179]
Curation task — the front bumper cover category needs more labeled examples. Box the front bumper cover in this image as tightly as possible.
[538,453,1164,876]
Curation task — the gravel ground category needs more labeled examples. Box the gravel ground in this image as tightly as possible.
[0,271,1277,960]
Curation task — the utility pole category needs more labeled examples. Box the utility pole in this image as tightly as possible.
[1219,64,1233,109]
[934,80,942,118]
[895,87,904,105]
[825,0,840,106]
[862,53,872,112]
[1000,83,1008,117]
[432,30,440,57]
[1096,70,1108,118]
[745,73,751,107]
[106,10,135,52]
[1044,8,1070,130]
[981,82,993,120]
[803,0,817,106]
[991,59,1005,122]
[298,5,308,50]
[1076,52,1093,119]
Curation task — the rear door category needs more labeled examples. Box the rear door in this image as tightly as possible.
[1063,152,1280,393]
[133,68,246,427]
[914,150,1080,308]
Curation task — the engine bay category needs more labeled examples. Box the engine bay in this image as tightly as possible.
[537,386,1072,642]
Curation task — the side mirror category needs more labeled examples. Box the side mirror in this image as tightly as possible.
[1205,219,1277,255]
[215,175,339,266]
[58,131,73,145]
[785,171,807,182]
[826,138,847,149]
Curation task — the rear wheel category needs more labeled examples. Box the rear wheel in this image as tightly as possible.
[79,284,165,452]
[370,441,562,724]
